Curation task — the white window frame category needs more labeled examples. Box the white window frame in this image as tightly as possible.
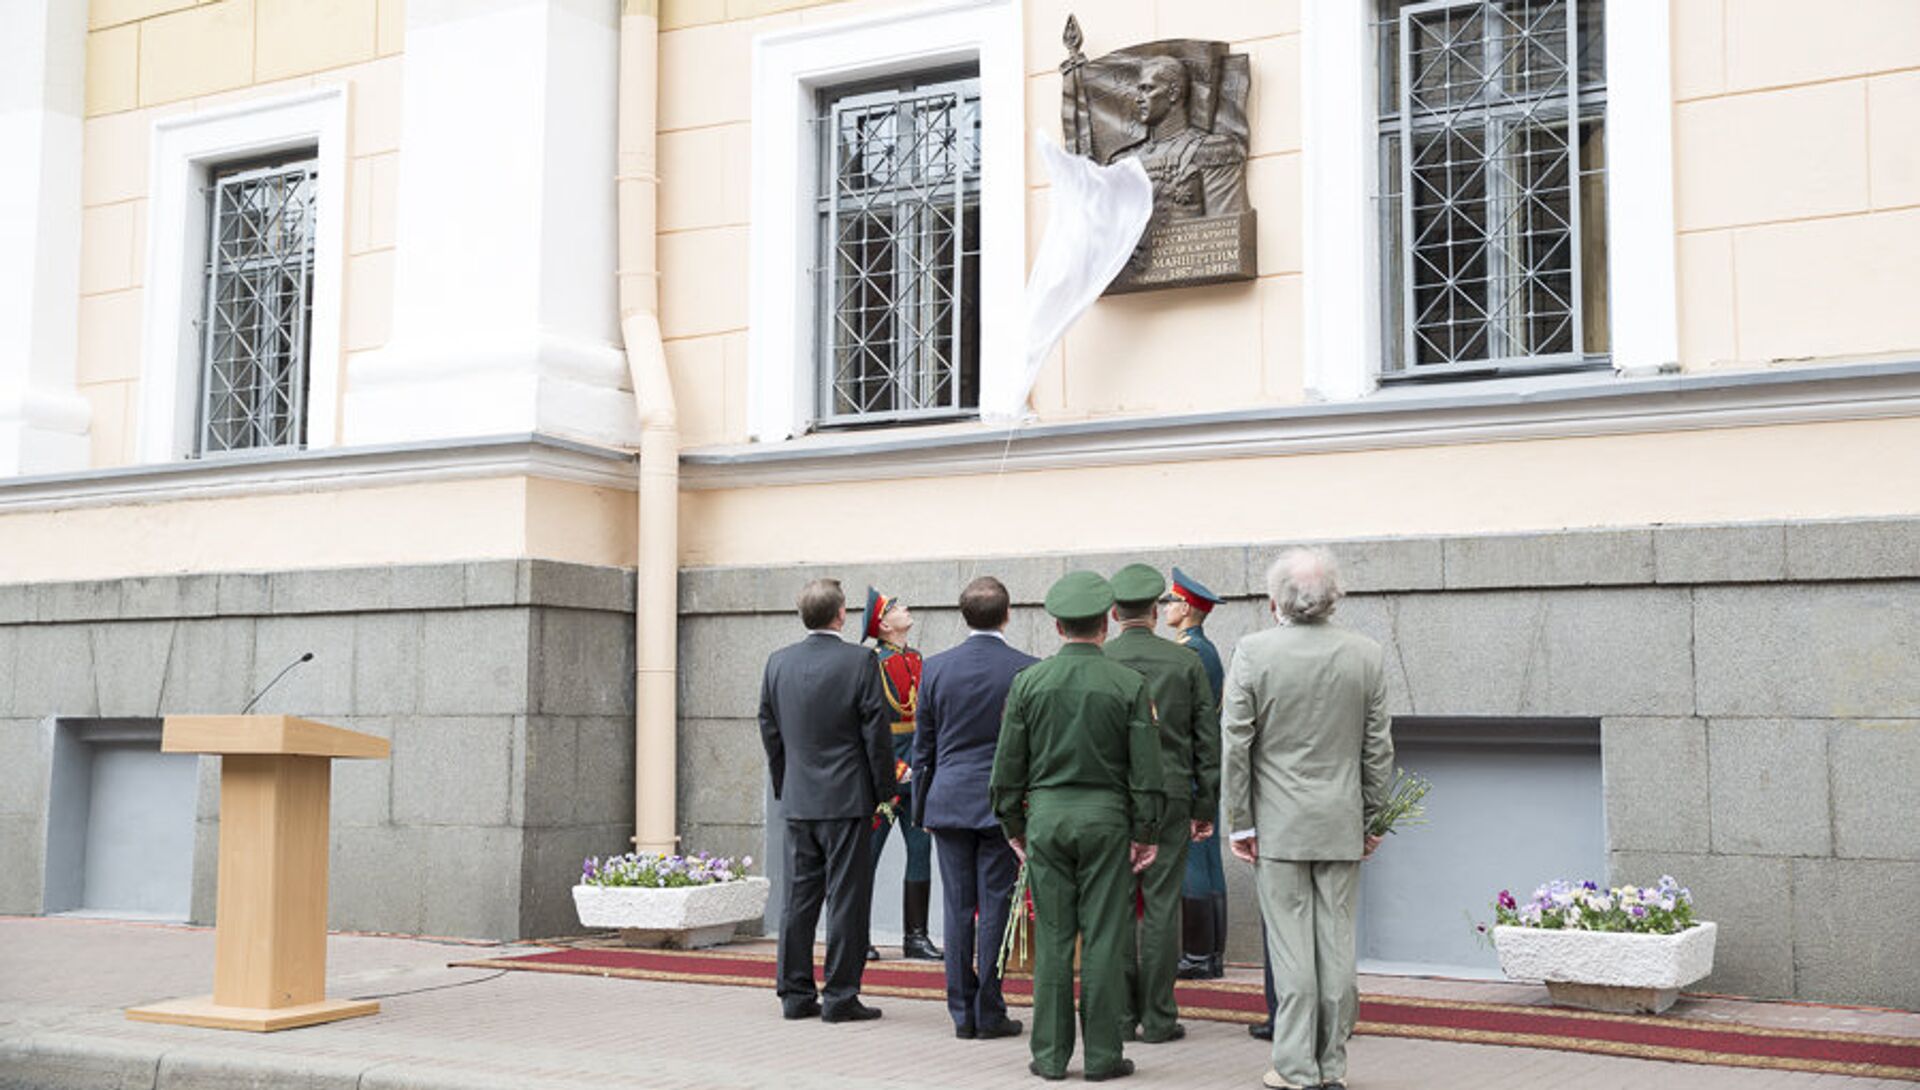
[746,0,1023,442]
[1300,0,1676,400]
[138,86,348,463]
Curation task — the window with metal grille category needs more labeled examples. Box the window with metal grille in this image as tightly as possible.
[1377,0,1608,377]
[814,69,981,427]
[196,155,317,455]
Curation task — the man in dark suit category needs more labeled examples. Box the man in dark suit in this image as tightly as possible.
[759,577,896,1023]
[912,576,1037,1041]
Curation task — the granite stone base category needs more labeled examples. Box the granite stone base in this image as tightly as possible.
[673,516,1920,1011]
[5,516,1920,1010]
[0,560,636,942]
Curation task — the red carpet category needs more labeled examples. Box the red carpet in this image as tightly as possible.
[450,946,1920,1082]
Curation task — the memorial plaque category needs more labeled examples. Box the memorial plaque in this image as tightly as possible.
[1060,15,1257,294]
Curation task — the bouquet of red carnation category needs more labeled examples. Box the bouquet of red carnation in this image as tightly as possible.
[872,759,912,830]
[996,863,1033,975]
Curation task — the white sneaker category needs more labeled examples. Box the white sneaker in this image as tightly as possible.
[1260,1072,1313,1090]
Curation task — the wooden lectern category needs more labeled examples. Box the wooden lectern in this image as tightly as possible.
[127,715,390,1032]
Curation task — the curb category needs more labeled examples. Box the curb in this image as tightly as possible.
[0,1032,619,1090]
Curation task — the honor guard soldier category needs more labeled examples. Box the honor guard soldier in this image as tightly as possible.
[991,571,1165,1082]
[864,587,942,961]
[1165,567,1229,982]
[1104,564,1220,1045]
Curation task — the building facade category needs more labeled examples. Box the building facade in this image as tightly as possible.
[1,0,1917,1008]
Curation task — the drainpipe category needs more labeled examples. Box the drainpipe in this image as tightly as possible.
[617,0,678,854]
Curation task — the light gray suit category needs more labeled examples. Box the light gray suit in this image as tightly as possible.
[1221,620,1393,1089]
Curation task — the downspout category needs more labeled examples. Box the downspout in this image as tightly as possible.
[617,0,678,854]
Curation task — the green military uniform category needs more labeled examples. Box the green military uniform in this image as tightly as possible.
[1104,564,1220,1044]
[990,572,1164,1081]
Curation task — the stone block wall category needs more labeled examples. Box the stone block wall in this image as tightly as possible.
[5,518,1915,1006]
[0,560,636,941]
[676,517,1920,1010]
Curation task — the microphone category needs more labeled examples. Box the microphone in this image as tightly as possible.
[242,652,314,714]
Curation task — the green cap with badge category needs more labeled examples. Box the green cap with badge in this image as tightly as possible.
[1044,570,1117,620]
[1109,562,1167,605]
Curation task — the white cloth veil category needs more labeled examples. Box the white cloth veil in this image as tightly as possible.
[983,134,1152,424]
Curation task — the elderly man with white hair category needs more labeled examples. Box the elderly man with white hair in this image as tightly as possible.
[1222,548,1395,1090]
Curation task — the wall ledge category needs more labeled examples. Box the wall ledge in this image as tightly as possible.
[676,515,1920,614]
[0,559,636,624]
[679,359,1920,489]
[0,434,637,514]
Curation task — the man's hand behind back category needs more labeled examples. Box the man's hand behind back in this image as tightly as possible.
[1229,835,1258,864]
[1129,842,1157,873]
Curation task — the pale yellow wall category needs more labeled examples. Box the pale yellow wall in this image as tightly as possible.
[49,0,1920,578]
[656,0,830,447]
[656,0,1920,442]
[79,0,1920,463]
[78,0,405,468]
[524,476,640,570]
[678,415,1920,567]
[18,413,1919,579]
[655,0,1302,445]
[1671,0,1920,370]
[0,475,636,584]
[652,0,1920,570]
[1023,2,1302,420]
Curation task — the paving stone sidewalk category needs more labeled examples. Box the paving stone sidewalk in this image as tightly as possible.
[2,917,1913,1090]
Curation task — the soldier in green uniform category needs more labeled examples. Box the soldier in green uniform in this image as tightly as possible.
[990,571,1165,1083]
[1104,564,1219,1046]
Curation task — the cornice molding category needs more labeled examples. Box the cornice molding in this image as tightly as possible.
[680,360,1920,490]
[0,434,637,514]
[6,362,1918,510]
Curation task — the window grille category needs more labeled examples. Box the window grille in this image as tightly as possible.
[197,156,317,455]
[1377,0,1608,376]
[814,71,981,426]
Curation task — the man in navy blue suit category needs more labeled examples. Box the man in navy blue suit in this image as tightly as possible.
[912,575,1038,1041]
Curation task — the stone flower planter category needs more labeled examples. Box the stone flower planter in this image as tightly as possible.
[1492,922,1717,1013]
[573,877,770,949]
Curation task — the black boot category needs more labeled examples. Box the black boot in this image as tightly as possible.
[1207,892,1228,978]
[1175,896,1213,980]
[902,880,943,960]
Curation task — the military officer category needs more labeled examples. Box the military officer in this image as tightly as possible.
[1122,55,1248,222]
[864,587,942,961]
[1104,564,1219,1045]
[1164,567,1229,983]
[991,571,1165,1083]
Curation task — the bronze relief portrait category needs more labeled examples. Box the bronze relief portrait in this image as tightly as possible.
[1060,16,1257,294]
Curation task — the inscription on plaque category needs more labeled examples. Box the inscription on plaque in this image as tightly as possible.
[1059,15,1257,294]
[1119,214,1257,292]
